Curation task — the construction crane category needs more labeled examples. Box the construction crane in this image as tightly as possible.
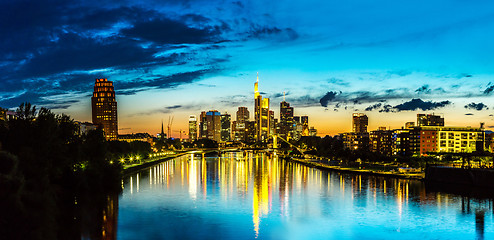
[167,116,174,138]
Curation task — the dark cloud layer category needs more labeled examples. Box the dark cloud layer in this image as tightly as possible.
[319,91,338,107]
[363,98,451,112]
[365,103,382,111]
[484,85,494,94]
[464,102,488,111]
[393,98,451,111]
[415,85,431,94]
[0,1,234,109]
[121,18,220,44]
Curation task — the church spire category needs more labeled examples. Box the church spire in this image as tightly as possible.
[161,119,165,140]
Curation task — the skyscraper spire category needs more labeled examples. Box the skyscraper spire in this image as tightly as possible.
[254,72,259,98]
[161,119,165,139]
[283,91,286,101]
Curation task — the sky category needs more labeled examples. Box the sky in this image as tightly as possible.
[2,0,494,137]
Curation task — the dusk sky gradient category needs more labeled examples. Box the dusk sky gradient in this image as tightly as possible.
[2,0,494,136]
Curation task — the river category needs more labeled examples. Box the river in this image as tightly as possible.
[110,151,494,239]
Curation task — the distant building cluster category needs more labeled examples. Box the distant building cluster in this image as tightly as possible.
[187,74,318,144]
[342,113,490,156]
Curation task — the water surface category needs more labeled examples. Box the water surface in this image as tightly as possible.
[116,152,494,239]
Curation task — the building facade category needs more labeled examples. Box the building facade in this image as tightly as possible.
[91,78,118,140]
[352,113,368,133]
[417,114,444,126]
[301,116,309,136]
[234,107,249,142]
[279,100,294,140]
[220,113,231,142]
[254,74,270,141]
[189,115,197,142]
[205,110,221,142]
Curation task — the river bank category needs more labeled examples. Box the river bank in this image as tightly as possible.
[286,157,425,180]
[123,153,186,176]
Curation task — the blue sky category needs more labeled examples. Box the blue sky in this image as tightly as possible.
[1,0,494,136]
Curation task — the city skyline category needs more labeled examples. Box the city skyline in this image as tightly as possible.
[2,1,494,136]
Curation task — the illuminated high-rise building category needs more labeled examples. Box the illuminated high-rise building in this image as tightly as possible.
[301,116,309,136]
[91,78,118,140]
[269,110,275,136]
[352,113,368,133]
[254,73,270,141]
[234,107,249,142]
[279,99,294,139]
[199,111,207,139]
[417,113,444,126]
[189,115,197,141]
[237,107,249,123]
[204,110,221,142]
[220,113,231,142]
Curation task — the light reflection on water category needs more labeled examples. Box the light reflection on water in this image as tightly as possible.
[116,152,494,239]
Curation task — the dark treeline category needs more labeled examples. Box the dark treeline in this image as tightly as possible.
[0,103,127,239]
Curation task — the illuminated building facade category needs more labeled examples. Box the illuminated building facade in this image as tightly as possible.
[220,113,231,142]
[417,113,444,126]
[199,111,207,139]
[254,74,270,141]
[91,78,118,140]
[352,113,368,133]
[279,100,293,140]
[301,116,309,136]
[369,127,393,156]
[189,115,197,141]
[234,107,249,142]
[245,121,256,142]
[204,110,221,142]
[309,127,317,137]
[269,110,275,137]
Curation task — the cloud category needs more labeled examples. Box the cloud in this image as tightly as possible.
[18,33,159,78]
[327,77,349,86]
[319,91,338,107]
[415,85,431,94]
[117,69,218,94]
[365,103,382,111]
[464,102,488,111]
[121,18,221,44]
[465,113,474,116]
[158,105,183,113]
[484,85,494,94]
[247,25,298,41]
[457,73,472,78]
[393,98,451,112]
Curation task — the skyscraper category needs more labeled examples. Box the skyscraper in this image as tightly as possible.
[234,107,249,142]
[91,78,118,140]
[352,113,368,133]
[199,111,207,139]
[279,99,294,140]
[205,110,221,142]
[189,115,197,141]
[237,107,249,123]
[301,116,309,136]
[254,73,270,141]
[220,113,231,142]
